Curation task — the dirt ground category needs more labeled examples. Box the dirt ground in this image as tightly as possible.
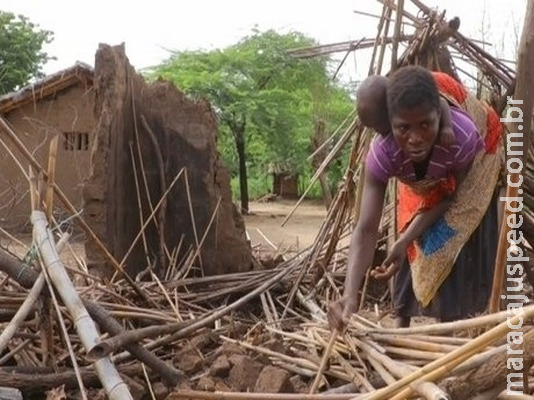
[0,199,327,272]
[244,198,328,255]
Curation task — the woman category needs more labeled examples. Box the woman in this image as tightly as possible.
[328,65,502,329]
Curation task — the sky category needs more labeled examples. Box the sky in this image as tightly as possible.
[0,0,527,83]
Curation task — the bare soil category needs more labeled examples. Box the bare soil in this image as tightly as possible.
[244,198,327,255]
[0,199,326,274]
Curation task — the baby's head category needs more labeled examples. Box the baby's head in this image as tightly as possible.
[356,75,391,135]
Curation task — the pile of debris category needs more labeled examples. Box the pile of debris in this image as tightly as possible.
[0,0,533,399]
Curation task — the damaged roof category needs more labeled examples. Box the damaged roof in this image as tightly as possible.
[0,61,94,115]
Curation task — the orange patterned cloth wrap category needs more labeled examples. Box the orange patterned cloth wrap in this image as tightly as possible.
[396,71,503,307]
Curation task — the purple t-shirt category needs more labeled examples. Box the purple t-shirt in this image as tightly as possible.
[365,107,484,183]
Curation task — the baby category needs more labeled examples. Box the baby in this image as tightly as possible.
[356,74,455,145]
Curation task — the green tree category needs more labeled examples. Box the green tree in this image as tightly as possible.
[148,29,353,212]
[0,11,54,94]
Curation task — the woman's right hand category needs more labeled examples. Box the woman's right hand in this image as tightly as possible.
[327,296,358,332]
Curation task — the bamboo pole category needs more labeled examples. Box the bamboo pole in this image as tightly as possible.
[367,3,389,76]
[0,243,183,386]
[363,307,517,335]
[390,0,405,71]
[84,302,184,386]
[45,135,58,221]
[111,263,298,362]
[451,342,506,376]
[175,197,221,281]
[221,336,340,378]
[387,349,485,400]
[356,338,449,399]
[370,334,459,353]
[168,391,363,400]
[354,305,534,400]
[31,210,133,400]
[0,273,45,355]
[40,254,88,400]
[87,319,191,359]
[0,232,70,360]
[489,0,534,313]
[376,6,393,75]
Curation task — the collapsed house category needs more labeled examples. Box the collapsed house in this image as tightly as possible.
[0,0,532,399]
[0,44,252,279]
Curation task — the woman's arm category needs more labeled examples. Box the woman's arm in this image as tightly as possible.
[328,168,387,330]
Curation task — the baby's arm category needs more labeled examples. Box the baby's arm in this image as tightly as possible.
[439,97,455,146]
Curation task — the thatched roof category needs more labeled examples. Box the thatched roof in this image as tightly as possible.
[0,62,94,115]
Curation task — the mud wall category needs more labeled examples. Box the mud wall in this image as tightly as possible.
[83,43,251,278]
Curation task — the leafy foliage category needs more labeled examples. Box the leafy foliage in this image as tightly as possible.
[0,11,54,94]
[147,29,354,203]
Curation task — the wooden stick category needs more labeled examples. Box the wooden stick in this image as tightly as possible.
[0,339,31,366]
[221,336,336,377]
[307,110,356,162]
[281,118,359,227]
[356,337,449,399]
[111,264,298,362]
[128,141,153,269]
[390,0,405,71]
[353,8,415,28]
[333,39,365,80]
[310,329,339,393]
[0,273,45,356]
[388,349,477,400]
[370,334,460,353]
[31,210,133,400]
[45,135,59,221]
[489,0,534,312]
[40,262,87,400]
[363,307,517,335]
[168,391,364,400]
[175,197,221,280]
[84,301,183,386]
[140,114,168,273]
[376,6,393,75]
[311,329,372,392]
[355,305,534,400]
[110,167,185,282]
[489,184,519,313]
[183,169,203,269]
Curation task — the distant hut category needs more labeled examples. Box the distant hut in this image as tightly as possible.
[268,162,299,199]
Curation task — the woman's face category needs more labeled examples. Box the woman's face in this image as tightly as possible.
[390,105,441,162]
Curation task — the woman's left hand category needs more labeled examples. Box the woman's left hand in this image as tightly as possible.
[371,239,408,280]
